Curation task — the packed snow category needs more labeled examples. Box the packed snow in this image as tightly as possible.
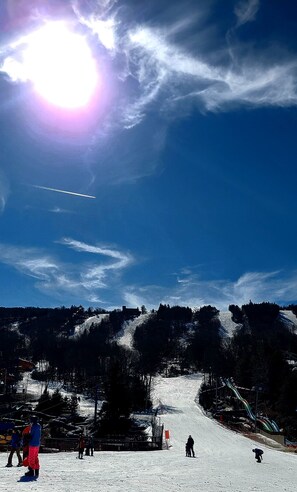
[72,314,109,338]
[115,309,297,344]
[3,374,297,491]
[218,311,240,336]
[279,310,297,333]
[116,313,151,348]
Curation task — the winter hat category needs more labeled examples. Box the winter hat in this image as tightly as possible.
[30,415,38,423]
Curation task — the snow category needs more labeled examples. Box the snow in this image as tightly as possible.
[20,373,98,418]
[72,314,109,338]
[4,374,297,491]
[218,311,240,337]
[279,310,297,333]
[116,313,151,348]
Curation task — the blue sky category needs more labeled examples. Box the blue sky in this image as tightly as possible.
[1,0,297,310]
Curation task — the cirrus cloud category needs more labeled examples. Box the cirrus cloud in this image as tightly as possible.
[1,0,296,133]
[0,238,133,305]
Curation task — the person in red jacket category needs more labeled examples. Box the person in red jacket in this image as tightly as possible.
[25,415,41,478]
[22,424,31,466]
[78,433,85,459]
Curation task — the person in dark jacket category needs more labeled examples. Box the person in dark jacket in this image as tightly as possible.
[25,416,41,478]
[6,429,23,467]
[185,441,191,457]
[186,435,195,457]
[78,433,85,459]
[89,436,94,456]
[252,448,263,463]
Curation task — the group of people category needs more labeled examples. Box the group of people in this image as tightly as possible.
[184,436,264,464]
[5,415,41,478]
[78,433,94,459]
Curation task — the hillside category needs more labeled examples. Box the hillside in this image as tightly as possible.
[2,373,297,491]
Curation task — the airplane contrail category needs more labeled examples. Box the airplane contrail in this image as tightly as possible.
[33,185,96,199]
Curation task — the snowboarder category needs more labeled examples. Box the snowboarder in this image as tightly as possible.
[6,429,23,467]
[186,435,195,457]
[25,415,41,478]
[252,448,263,463]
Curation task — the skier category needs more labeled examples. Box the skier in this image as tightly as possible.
[6,429,23,467]
[252,448,263,463]
[25,415,41,478]
[78,433,85,459]
[185,441,191,457]
[87,435,94,456]
[186,435,195,457]
[85,436,90,456]
[22,423,31,466]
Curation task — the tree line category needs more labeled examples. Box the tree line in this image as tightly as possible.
[0,302,297,439]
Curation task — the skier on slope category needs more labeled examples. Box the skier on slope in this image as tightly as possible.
[186,435,195,457]
[22,422,31,466]
[78,433,85,459]
[6,429,23,467]
[25,415,41,478]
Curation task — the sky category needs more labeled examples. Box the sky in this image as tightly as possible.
[1,0,297,310]
[3,372,297,491]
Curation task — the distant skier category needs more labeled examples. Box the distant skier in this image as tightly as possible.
[85,437,90,456]
[185,442,191,457]
[186,435,195,457]
[6,429,23,467]
[252,448,263,463]
[89,436,94,456]
[78,433,85,459]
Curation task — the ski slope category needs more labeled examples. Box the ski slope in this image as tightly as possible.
[3,374,297,492]
[116,313,151,348]
[72,314,109,338]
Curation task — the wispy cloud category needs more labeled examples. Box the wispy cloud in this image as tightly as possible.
[0,244,58,280]
[50,207,75,214]
[1,0,296,133]
[123,270,297,311]
[0,238,296,309]
[234,0,260,27]
[0,1,296,184]
[0,239,133,305]
[0,171,9,214]
[124,24,297,117]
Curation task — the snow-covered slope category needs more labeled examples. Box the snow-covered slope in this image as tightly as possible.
[280,310,297,333]
[116,313,152,349]
[219,309,297,336]
[72,314,109,338]
[218,311,240,336]
[5,374,296,492]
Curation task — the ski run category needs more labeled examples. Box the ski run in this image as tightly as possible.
[2,373,297,492]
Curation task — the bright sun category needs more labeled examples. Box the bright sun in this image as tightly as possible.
[23,22,98,109]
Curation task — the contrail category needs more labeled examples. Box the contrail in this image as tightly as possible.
[33,185,96,199]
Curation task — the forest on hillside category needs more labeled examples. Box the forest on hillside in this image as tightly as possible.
[0,302,297,440]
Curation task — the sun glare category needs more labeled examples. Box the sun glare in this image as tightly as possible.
[23,22,98,109]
